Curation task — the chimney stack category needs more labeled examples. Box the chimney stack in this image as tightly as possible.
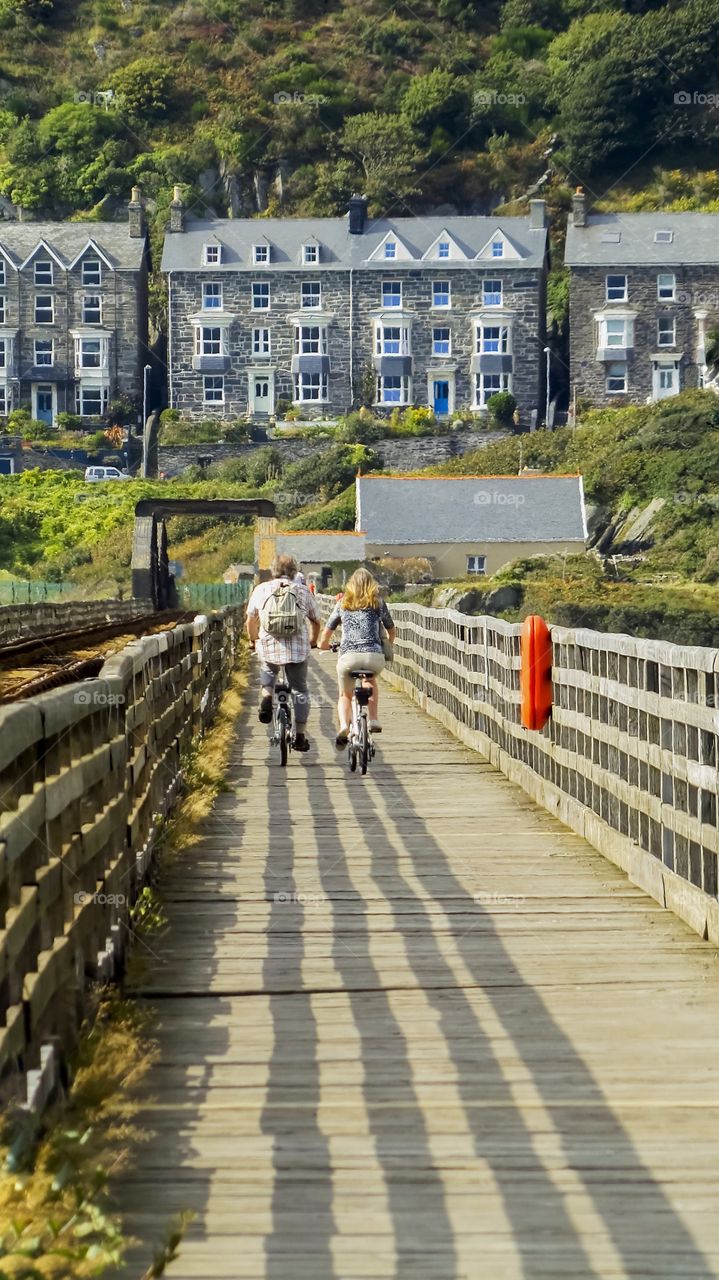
[348,193,368,235]
[572,187,587,228]
[529,198,546,230]
[169,184,185,233]
[128,185,145,238]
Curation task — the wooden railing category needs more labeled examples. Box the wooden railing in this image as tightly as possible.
[318,596,719,944]
[0,599,153,647]
[0,606,243,1115]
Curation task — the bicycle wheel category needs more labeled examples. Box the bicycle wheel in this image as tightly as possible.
[348,742,357,772]
[359,715,369,775]
[278,706,289,767]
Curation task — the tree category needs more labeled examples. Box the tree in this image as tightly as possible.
[340,113,419,206]
[111,59,176,121]
[400,69,467,138]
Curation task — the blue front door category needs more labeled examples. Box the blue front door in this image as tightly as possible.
[433,380,449,415]
[36,386,53,424]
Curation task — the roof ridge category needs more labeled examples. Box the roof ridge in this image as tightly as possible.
[358,472,583,481]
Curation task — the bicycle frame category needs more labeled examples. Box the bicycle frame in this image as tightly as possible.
[271,666,294,765]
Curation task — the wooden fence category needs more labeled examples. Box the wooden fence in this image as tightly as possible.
[319,596,719,944]
[0,599,153,647]
[0,606,243,1118]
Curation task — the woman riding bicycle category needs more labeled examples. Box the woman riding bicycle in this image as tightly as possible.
[319,567,396,748]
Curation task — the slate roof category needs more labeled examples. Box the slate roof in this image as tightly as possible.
[0,222,146,270]
[276,531,367,562]
[565,212,719,267]
[356,475,587,545]
[161,215,547,273]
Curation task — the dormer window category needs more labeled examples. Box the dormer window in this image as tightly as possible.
[253,244,269,264]
[302,243,319,264]
[491,240,504,258]
[438,241,450,259]
[204,244,221,265]
[655,229,673,243]
[34,259,53,286]
[384,241,397,260]
[82,258,102,286]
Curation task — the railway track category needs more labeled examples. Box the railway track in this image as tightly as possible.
[0,609,192,703]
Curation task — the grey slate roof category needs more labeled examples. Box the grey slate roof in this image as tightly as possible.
[161,215,547,273]
[276,531,366,562]
[565,212,719,267]
[356,475,587,545]
[0,222,145,270]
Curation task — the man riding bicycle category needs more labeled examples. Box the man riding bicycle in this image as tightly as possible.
[246,554,321,753]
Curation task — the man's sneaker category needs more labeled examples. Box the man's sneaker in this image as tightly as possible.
[335,728,349,750]
[294,731,311,753]
[258,694,273,723]
[369,720,382,733]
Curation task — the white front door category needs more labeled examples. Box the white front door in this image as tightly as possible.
[652,362,679,401]
[249,371,274,415]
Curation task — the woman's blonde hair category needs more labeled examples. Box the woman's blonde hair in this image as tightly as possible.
[342,567,380,612]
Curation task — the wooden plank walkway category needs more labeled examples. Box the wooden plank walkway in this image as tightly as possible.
[115,654,719,1279]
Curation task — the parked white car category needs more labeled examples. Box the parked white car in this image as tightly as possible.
[84,466,132,482]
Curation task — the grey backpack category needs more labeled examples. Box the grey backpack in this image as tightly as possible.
[260,580,304,637]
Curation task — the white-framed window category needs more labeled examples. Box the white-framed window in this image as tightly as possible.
[82,258,102,286]
[35,295,54,323]
[294,324,328,355]
[432,326,451,356]
[655,229,673,243]
[658,315,676,347]
[34,339,53,367]
[377,374,410,404]
[204,374,224,403]
[294,370,328,402]
[82,295,101,324]
[253,244,269,264]
[656,364,677,394]
[252,281,270,310]
[476,371,510,407]
[467,554,486,575]
[477,323,509,354]
[483,279,502,307]
[606,361,627,394]
[302,243,318,264]
[438,241,450,259]
[491,240,504,258]
[194,325,227,356]
[384,240,396,259]
[202,281,222,309]
[433,280,450,308]
[252,326,270,355]
[657,273,676,300]
[375,323,409,355]
[382,280,401,308]
[0,261,5,287]
[204,243,221,264]
[0,337,8,369]
[77,338,103,369]
[606,274,627,302]
[34,259,53,286]
[0,297,6,324]
[0,384,6,416]
[301,281,321,309]
[605,317,627,348]
[76,383,109,416]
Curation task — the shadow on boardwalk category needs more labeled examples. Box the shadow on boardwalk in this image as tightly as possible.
[114,657,719,1279]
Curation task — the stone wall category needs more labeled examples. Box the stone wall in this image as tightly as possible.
[157,429,509,478]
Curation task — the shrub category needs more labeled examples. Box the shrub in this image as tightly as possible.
[338,411,385,444]
[486,391,517,428]
[56,412,82,432]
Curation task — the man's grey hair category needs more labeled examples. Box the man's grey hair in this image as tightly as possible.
[272,554,298,580]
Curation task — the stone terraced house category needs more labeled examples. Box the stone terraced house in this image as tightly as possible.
[566,190,719,407]
[162,191,549,422]
[0,189,149,425]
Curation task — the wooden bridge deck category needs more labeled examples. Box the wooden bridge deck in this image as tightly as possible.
[116,654,719,1279]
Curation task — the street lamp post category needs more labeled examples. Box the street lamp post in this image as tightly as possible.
[141,363,152,477]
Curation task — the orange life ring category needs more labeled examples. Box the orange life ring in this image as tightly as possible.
[520,615,553,731]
